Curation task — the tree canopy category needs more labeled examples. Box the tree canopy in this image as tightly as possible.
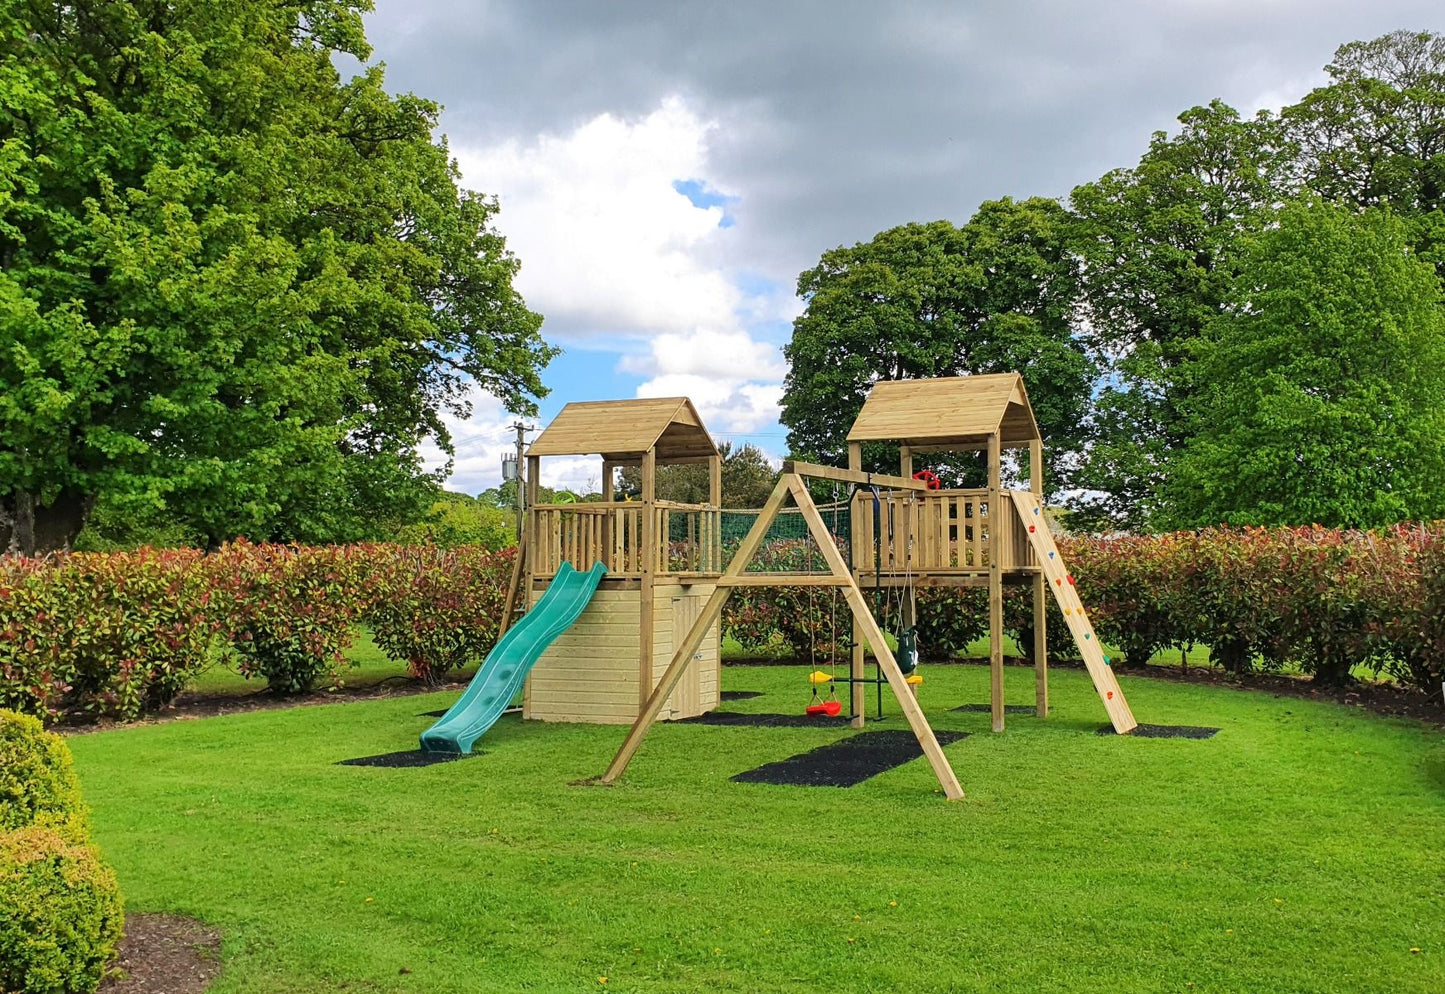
[0,0,554,553]
[781,198,1094,497]
[1159,199,1445,529]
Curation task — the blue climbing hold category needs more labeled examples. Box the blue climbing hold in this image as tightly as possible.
[1033,506,1040,515]
[1048,551,1055,559]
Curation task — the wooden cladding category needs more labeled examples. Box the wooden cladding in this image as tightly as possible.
[532,502,722,577]
[855,489,1034,574]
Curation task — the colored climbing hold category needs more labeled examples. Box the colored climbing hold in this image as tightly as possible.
[1056,578,1062,586]
[1084,633,1091,640]
[1048,551,1055,559]
[1067,575,1075,585]
[1033,507,1040,515]
[1103,655,1111,665]
[1028,525,1036,533]
[1107,691,1114,700]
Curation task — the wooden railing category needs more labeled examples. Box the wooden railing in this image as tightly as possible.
[856,488,1033,574]
[530,502,722,578]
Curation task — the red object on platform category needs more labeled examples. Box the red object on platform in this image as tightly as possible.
[912,470,941,490]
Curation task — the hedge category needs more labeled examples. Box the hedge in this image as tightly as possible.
[364,545,514,685]
[0,524,1440,723]
[719,524,1445,695]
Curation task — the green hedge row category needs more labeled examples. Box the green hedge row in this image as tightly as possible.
[3,523,1440,721]
[718,524,1445,695]
[0,711,124,994]
[0,543,516,720]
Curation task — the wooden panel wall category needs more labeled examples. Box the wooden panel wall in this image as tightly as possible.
[524,588,641,724]
[523,583,719,725]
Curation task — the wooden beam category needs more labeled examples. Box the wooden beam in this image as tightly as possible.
[600,478,794,785]
[638,447,656,710]
[987,432,1004,733]
[497,530,527,639]
[781,460,929,492]
[1030,438,1047,718]
[848,441,867,729]
[899,445,913,479]
[718,573,853,587]
[785,476,964,801]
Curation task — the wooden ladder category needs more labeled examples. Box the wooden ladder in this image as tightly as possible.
[1009,491,1138,734]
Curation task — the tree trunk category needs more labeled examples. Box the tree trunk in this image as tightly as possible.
[0,490,94,555]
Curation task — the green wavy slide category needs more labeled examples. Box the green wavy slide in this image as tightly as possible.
[419,561,607,755]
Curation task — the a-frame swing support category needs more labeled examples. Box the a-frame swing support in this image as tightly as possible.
[599,470,967,801]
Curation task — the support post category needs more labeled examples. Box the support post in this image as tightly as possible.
[708,453,723,573]
[601,460,615,571]
[847,441,866,729]
[1030,437,1048,718]
[899,445,913,480]
[639,447,656,710]
[987,432,1004,733]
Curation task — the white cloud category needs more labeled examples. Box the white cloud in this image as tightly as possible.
[451,95,795,471]
[455,97,747,340]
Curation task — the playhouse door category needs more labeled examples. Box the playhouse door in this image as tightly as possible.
[667,595,702,716]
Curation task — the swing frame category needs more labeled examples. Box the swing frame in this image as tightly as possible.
[600,465,967,801]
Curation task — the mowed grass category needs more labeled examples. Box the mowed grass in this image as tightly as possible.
[69,664,1444,994]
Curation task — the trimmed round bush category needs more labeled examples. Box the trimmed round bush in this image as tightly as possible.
[0,827,123,994]
[0,710,89,841]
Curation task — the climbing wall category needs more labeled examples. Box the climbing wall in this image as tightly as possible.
[1009,491,1138,734]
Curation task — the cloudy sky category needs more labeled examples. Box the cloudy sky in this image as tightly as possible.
[353,1,1440,493]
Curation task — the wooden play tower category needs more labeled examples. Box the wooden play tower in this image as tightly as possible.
[510,376,1137,801]
[513,397,726,725]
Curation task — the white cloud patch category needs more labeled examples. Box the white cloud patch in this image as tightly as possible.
[456,97,746,340]
[452,95,793,457]
[419,391,604,495]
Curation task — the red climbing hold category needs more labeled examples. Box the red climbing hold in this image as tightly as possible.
[1067,575,1075,585]
[1107,691,1114,700]
[1055,579,1062,586]
[1028,525,1036,533]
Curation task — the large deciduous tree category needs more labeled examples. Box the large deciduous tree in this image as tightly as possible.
[1068,100,1294,530]
[0,1,554,552]
[781,198,1093,497]
[1159,199,1445,529]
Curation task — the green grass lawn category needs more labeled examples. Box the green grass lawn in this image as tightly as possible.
[68,664,1443,993]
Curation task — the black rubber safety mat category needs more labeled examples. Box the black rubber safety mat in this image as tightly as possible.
[950,704,1038,715]
[677,710,851,728]
[719,690,763,701]
[1097,723,1220,739]
[732,729,967,787]
[337,750,481,767]
[416,705,521,719]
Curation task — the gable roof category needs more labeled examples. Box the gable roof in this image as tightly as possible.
[527,397,719,462]
[846,373,1041,449]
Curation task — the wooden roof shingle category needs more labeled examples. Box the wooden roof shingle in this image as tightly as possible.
[847,373,1041,448]
[527,397,718,461]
